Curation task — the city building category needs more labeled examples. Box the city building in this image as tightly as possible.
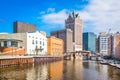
[65,11,82,51]
[113,32,120,59]
[47,36,63,56]
[95,38,99,54]
[51,29,73,53]
[0,39,25,55]
[0,31,47,55]
[26,31,47,55]
[83,32,96,54]
[98,32,112,56]
[13,21,36,33]
[50,11,82,53]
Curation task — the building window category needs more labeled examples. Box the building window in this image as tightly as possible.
[4,41,7,47]
[36,46,38,49]
[0,42,1,47]
[36,40,38,44]
[40,41,41,44]
[32,40,34,44]
[11,42,18,47]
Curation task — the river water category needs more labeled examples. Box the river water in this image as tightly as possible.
[0,60,120,80]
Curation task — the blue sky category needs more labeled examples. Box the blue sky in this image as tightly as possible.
[0,0,120,35]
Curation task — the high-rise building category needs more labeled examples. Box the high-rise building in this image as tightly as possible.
[13,21,36,33]
[51,29,73,53]
[83,32,96,54]
[98,32,112,56]
[113,32,120,59]
[65,11,82,51]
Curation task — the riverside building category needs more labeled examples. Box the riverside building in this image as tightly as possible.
[47,36,63,56]
[98,32,112,56]
[0,31,47,55]
[113,32,120,59]
[83,32,96,54]
[51,29,73,53]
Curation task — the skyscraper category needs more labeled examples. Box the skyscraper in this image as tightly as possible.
[83,32,96,54]
[65,11,82,51]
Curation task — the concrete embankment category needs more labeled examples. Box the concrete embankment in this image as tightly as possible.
[0,55,63,68]
[100,60,120,69]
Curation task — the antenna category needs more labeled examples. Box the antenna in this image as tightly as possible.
[107,28,111,34]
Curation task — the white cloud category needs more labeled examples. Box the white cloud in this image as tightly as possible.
[39,0,120,33]
[79,0,120,33]
[41,9,68,26]
[47,8,55,13]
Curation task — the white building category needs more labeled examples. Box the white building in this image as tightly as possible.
[26,31,47,55]
[0,31,47,55]
[98,32,112,56]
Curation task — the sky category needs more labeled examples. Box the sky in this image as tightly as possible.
[0,0,120,35]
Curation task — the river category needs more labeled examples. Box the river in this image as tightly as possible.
[0,60,120,80]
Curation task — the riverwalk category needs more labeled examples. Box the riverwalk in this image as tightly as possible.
[100,60,120,69]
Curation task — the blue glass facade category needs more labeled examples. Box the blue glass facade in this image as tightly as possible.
[83,32,96,54]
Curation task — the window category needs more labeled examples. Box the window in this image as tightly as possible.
[0,42,1,47]
[36,40,38,44]
[32,40,34,44]
[40,46,42,49]
[36,46,38,49]
[11,42,18,47]
[4,41,7,47]
[40,41,41,44]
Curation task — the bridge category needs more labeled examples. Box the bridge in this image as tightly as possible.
[64,50,91,60]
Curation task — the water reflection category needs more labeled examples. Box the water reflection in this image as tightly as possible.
[63,59,83,80]
[0,60,120,80]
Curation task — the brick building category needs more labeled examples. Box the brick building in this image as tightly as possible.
[113,32,120,59]
[47,36,63,56]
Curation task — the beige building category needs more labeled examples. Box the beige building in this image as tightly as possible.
[0,33,26,51]
[13,21,36,33]
[65,11,82,51]
[51,29,73,53]
[47,36,63,56]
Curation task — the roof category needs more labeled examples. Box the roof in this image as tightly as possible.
[0,39,23,42]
